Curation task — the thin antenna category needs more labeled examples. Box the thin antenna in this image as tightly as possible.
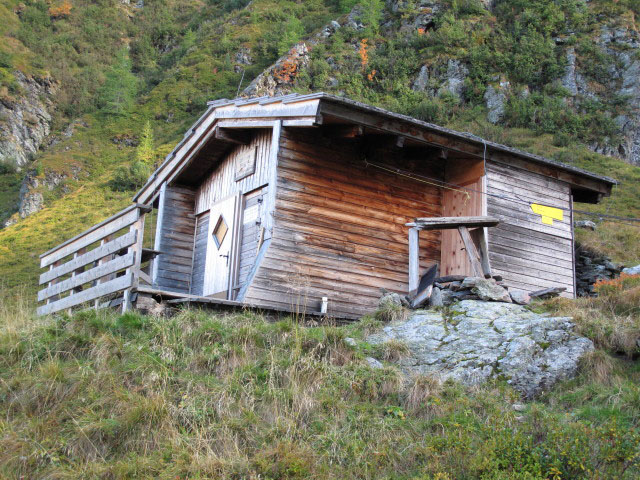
[236,69,245,97]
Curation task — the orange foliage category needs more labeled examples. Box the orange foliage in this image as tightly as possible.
[594,273,640,295]
[274,56,298,84]
[417,28,426,35]
[367,69,377,81]
[359,39,369,69]
[49,0,72,18]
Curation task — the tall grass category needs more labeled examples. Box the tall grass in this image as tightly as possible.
[0,291,639,478]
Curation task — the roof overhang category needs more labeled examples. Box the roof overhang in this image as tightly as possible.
[133,93,617,205]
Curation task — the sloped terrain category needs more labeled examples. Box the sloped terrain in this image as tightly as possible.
[1,274,639,478]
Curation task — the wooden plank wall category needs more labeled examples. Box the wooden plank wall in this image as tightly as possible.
[440,158,485,276]
[194,129,272,216]
[242,128,444,318]
[237,187,267,289]
[486,161,574,297]
[190,211,209,296]
[153,185,196,293]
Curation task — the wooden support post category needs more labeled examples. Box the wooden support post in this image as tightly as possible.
[457,226,484,277]
[408,227,420,298]
[471,227,492,277]
[122,213,145,313]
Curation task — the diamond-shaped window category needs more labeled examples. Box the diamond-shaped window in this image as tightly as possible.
[212,215,228,248]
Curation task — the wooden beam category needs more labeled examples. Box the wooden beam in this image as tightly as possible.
[40,231,137,284]
[37,273,134,316]
[457,226,484,277]
[472,227,492,277]
[408,227,420,298]
[38,252,135,302]
[323,124,364,138]
[214,127,250,145]
[40,205,145,268]
[407,216,500,231]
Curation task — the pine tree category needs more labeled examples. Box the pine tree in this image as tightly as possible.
[136,121,155,166]
[98,48,138,116]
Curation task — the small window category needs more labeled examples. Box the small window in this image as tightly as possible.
[212,215,228,248]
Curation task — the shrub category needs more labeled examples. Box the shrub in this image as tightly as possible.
[110,161,151,192]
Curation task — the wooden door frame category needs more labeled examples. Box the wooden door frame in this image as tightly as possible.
[228,193,243,299]
[203,193,241,299]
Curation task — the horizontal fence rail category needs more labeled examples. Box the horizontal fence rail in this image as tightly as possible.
[37,204,150,316]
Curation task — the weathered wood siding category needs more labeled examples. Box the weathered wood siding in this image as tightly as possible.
[486,161,574,297]
[195,129,272,215]
[153,185,196,294]
[440,159,486,276]
[190,211,209,296]
[193,129,273,298]
[237,187,267,289]
[243,128,444,318]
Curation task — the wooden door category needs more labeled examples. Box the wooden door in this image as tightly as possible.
[203,195,239,298]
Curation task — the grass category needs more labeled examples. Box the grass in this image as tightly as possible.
[1,281,640,478]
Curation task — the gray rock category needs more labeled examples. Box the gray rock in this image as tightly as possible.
[429,286,443,307]
[135,295,165,316]
[365,357,383,369]
[243,43,310,97]
[472,279,512,302]
[344,337,357,347]
[509,289,531,305]
[484,81,509,124]
[461,277,483,289]
[235,47,253,66]
[379,292,404,309]
[438,59,468,100]
[412,65,429,92]
[367,300,593,397]
[0,72,56,170]
[622,264,640,275]
[575,220,597,230]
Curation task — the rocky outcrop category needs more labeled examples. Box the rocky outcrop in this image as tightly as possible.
[581,25,640,165]
[2,167,70,227]
[574,243,622,296]
[367,300,594,398]
[243,43,311,97]
[0,72,56,170]
[484,80,509,124]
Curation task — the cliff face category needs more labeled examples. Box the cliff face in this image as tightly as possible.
[0,72,56,170]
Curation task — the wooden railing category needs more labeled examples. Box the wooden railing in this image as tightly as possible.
[37,204,151,316]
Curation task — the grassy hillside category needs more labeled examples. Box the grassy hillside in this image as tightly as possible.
[1,276,639,478]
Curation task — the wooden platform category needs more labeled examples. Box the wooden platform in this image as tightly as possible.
[136,286,360,321]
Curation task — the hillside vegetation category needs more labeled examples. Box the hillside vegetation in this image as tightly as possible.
[0,0,639,295]
[1,275,639,478]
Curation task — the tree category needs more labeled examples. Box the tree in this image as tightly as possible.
[98,48,138,116]
[136,121,155,165]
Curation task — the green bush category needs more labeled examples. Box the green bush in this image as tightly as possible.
[110,161,151,192]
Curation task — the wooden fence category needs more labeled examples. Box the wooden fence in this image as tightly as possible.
[37,204,151,316]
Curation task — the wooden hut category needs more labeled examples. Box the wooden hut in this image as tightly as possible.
[37,94,616,318]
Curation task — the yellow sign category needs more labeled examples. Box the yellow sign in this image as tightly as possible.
[530,204,563,225]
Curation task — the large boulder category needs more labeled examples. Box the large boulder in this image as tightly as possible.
[367,300,593,398]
